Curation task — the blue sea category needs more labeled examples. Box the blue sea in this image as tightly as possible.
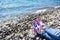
[0,0,60,19]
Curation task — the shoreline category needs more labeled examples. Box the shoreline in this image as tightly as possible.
[0,6,60,17]
[0,6,60,22]
[35,6,60,13]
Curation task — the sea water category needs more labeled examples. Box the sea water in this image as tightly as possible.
[0,0,60,19]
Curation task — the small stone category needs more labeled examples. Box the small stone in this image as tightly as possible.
[0,33,3,39]
[5,33,14,40]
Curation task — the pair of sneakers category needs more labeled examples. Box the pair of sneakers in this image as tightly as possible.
[33,18,45,34]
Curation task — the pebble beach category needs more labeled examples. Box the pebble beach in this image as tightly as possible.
[0,6,60,40]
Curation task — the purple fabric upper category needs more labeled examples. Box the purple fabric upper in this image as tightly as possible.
[33,18,45,34]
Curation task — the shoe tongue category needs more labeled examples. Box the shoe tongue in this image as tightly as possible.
[37,18,42,24]
[37,18,45,26]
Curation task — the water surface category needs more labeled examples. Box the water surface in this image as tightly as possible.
[0,0,60,18]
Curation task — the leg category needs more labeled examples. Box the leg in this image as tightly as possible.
[42,27,60,40]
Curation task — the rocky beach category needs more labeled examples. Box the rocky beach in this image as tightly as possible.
[0,7,60,40]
